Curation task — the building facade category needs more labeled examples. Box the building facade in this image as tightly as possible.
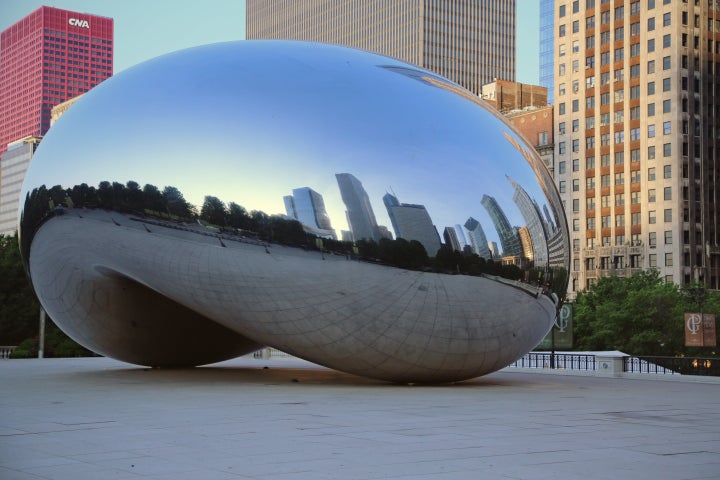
[0,137,41,235]
[284,187,336,239]
[246,0,517,96]
[383,193,442,257]
[335,173,381,242]
[540,0,556,104]
[0,6,113,158]
[553,0,720,297]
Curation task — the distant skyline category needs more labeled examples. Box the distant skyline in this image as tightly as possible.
[0,0,540,84]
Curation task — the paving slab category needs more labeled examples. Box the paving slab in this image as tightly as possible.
[1,356,718,480]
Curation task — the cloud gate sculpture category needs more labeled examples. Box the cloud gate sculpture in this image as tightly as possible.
[20,41,569,383]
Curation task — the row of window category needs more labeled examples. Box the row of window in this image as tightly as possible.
[575,252,674,271]
[573,187,674,210]
[559,165,673,193]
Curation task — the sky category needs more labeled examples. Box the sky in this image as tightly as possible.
[0,0,540,84]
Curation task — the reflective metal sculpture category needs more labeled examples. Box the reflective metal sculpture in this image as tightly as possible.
[20,41,569,382]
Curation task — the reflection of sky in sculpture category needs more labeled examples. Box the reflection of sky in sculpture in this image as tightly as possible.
[22,40,557,253]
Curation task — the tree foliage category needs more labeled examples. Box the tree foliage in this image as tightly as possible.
[573,270,720,356]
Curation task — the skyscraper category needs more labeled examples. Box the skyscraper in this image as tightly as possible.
[0,6,114,158]
[383,193,441,257]
[246,0,517,96]
[335,173,381,242]
[464,217,493,258]
[481,194,522,257]
[0,137,41,235]
[539,0,555,104]
[284,187,336,239]
[508,175,550,267]
[554,0,720,296]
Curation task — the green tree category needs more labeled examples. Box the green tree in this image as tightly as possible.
[0,233,39,344]
[573,270,719,356]
[200,196,227,226]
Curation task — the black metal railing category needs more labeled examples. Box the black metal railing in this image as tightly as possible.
[510,352,596,370]
[624,356,719,376]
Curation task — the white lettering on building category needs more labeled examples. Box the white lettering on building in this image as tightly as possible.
[69,18,90,28]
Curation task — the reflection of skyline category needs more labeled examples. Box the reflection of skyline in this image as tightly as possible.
[383,192,441,257]
[481,194,522,257]
[335,173,381,243]
[507,175,549,267]
[464,217,492,258]
[283,187,336,240]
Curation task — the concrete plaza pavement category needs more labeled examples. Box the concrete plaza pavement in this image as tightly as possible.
[1,356,718,480]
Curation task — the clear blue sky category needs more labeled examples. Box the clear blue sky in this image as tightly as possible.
[1,0,540,84]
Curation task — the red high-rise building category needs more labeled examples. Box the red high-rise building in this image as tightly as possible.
[0,6,114,157]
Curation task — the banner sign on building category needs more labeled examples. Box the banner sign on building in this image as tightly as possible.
[537,303,573,350]
[684,313,717,347]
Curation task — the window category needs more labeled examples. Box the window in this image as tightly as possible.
[587,16,595,29]
[663,78,671,91]
[630,106,640,120]
[631,170,641,183]
[615,235,625,246]
[664,231,672,244]
[648,125,655,138]
[648,103,655,116]
[601,174,611,187]
[559,4,566,17]
[663,165,671,178]
[573,119,579,133]
[648,38,655,52]
[602,215,611,228]
[559,181,567,193]
[559,122,566,134]
[615,27,624,41]
[630,127,640,141]
[649,232,657,247]
[601,133,610,146]
[631,22,640,36]
[573,218,580,231]
[615,131,624,144]
[601,52,610,66]
[648,168,656,181]
[615,172,625,185]
[615,152,624,164]
[615,6,624,20]
[631,212,641,225]
[648,17,655,31]
[665,252,673,267]
[573,198,580,212]
[601,154,610,167]
[648,189,656,202]
[647,60,655,74]
[587,217,596,229]
[630,85,640,99]
[572,99,579,113]
[586,157,596,169]
[664,187,672,201]
[649,210,657,224]
[559,160,566,174]
[614,69,624,82]
[587,238,596,249]
[573,20,580,33]
[573,139,580,152]
[615,193,625,206]
[559,24,566,37]
[663,122,671,135]
[616,214,625,227]
[559,142,567,154]
[601,93,610,106]
[631,149,640,162]
[587,136,596,149]
[559,63,566,75]
[663,99,671,113]
[631,191,640,204]
[601,195,610,208]
[614,89,624,103]
[648,146,655,159]
[630,43,640,57]
[586,97,595,109]
[587,196,596,209]
[649,253,657,267]
[573,179,580,192]
[601,113,610,126]
[615,47,624,62]
[648,82,655,95]
[630,1,640,15]
[614,110,624,123]
[559,103,566,115]
[573,238,580,251]
[573,158,580,171]
[630,64,640,78]
[663,56,671,70]
[601,11,610,25]
[663,35,671,48]
[663,12,671,27]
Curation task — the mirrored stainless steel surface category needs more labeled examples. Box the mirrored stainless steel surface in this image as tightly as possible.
[20,40,569,382]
